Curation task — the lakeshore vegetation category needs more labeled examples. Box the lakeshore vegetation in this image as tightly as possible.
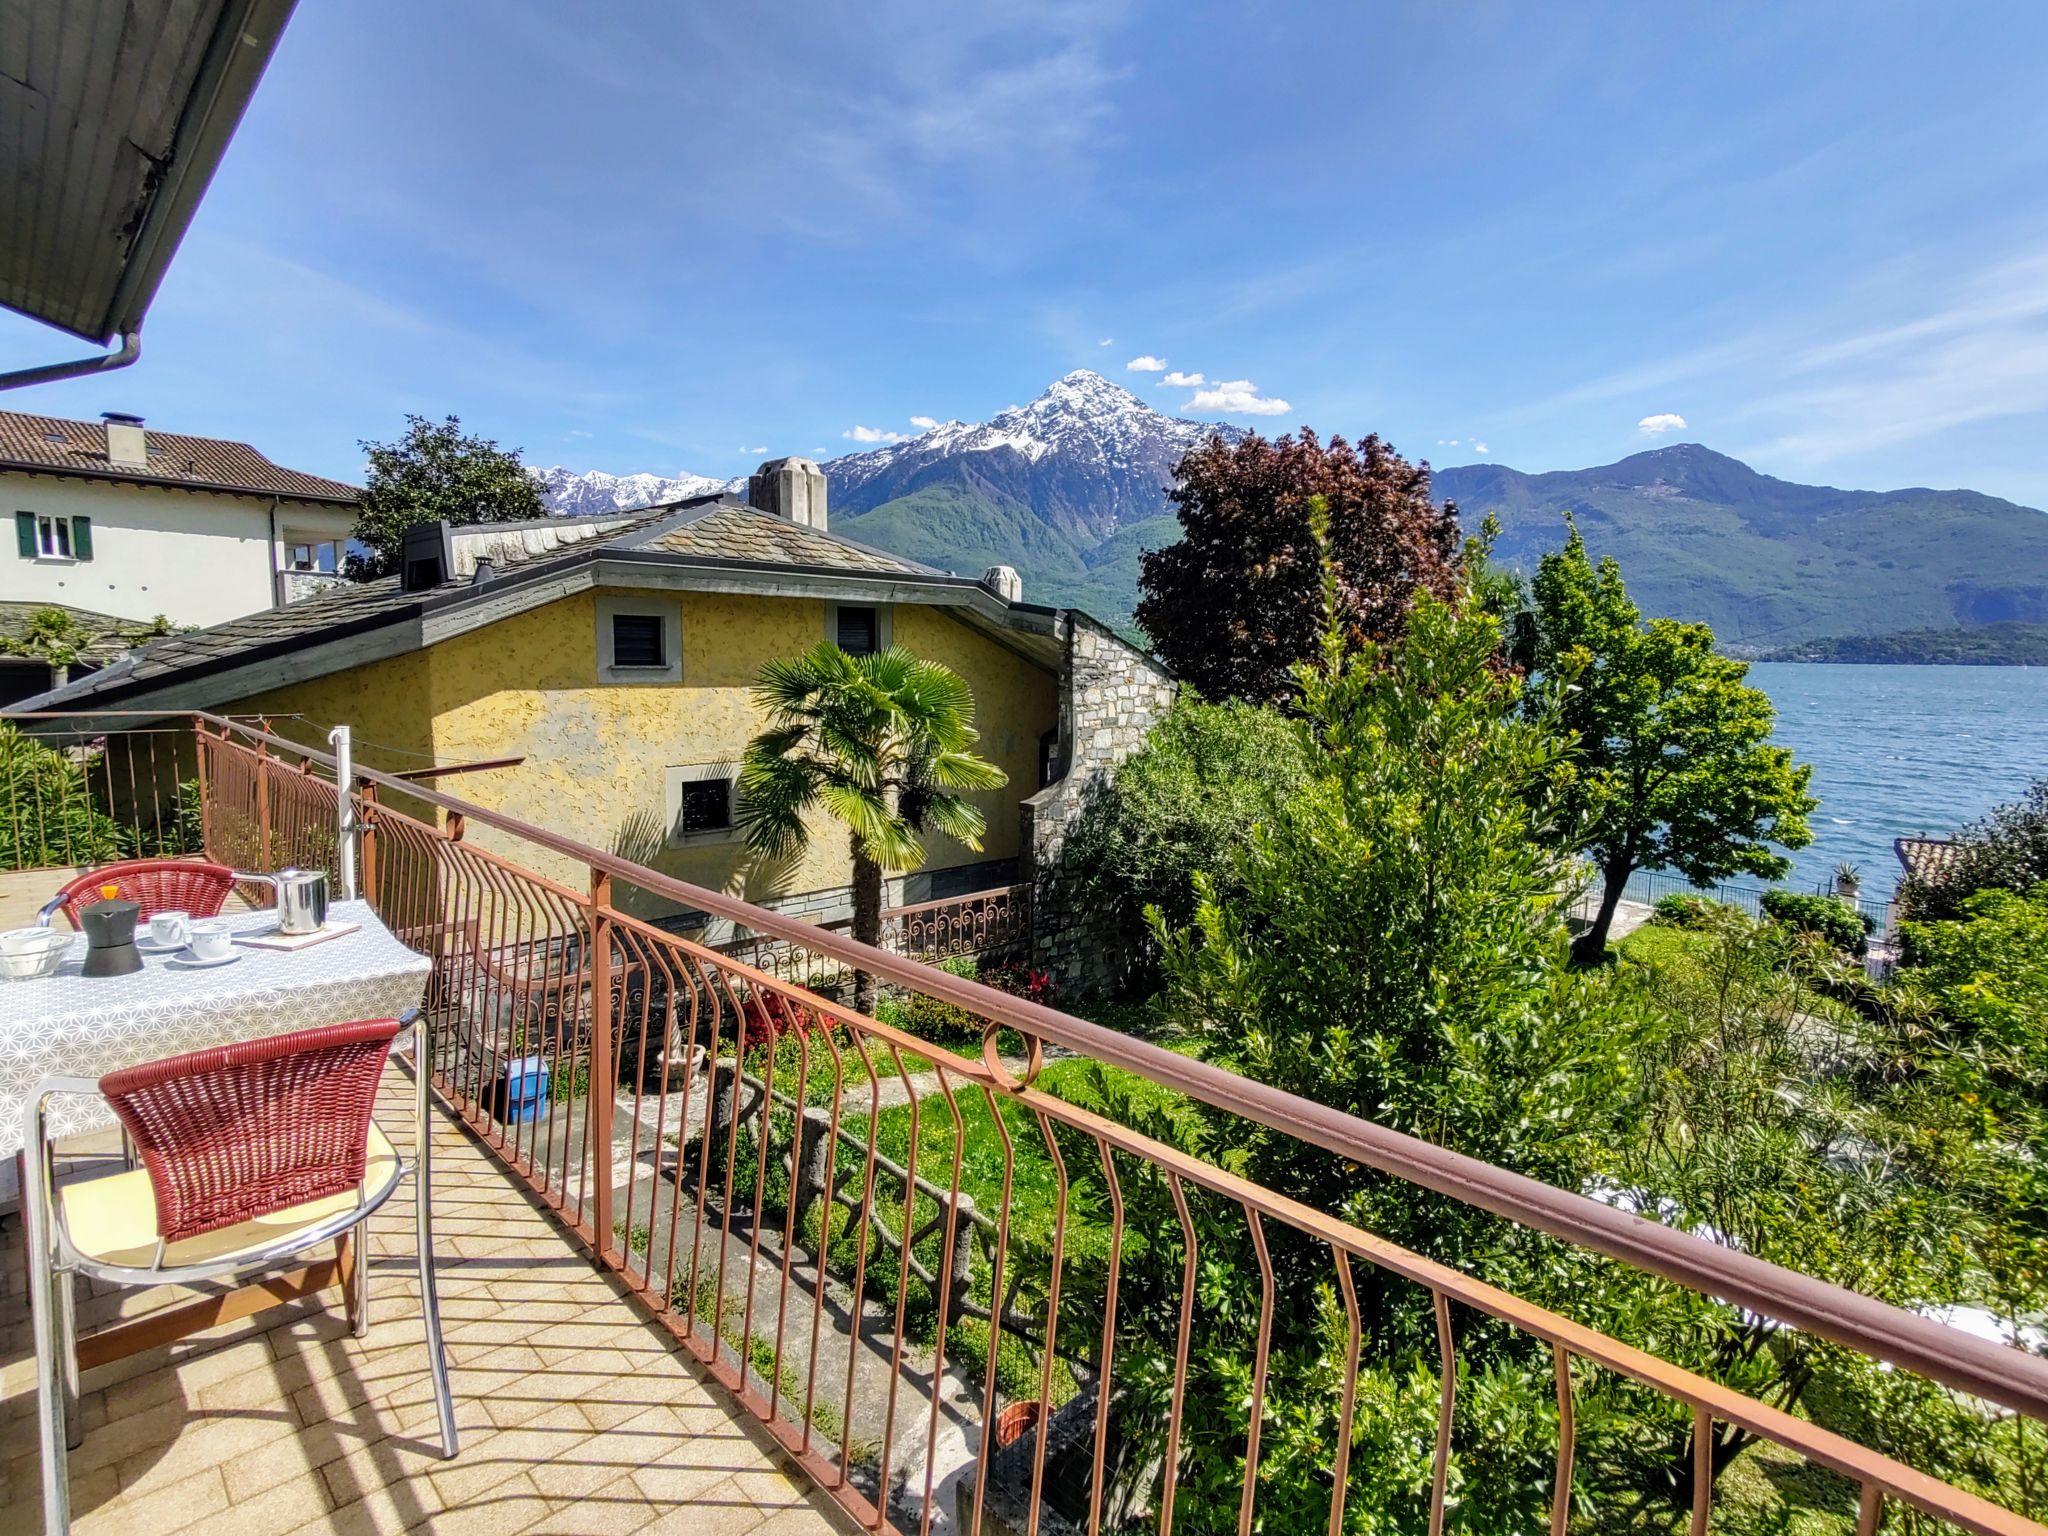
[804,433,2048,1532]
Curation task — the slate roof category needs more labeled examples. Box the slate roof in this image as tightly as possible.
[0,603,153,667]
[0,410,359,503]
[636,502,924,574]
[14,497,965,712]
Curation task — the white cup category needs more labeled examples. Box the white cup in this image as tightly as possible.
[188,921,234,962]
[149,911,191,948]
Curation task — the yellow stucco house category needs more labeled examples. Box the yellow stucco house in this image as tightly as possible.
[24,462,1175,961]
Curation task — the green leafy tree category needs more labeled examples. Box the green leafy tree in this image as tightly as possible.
[1592,911,2003,1517]
[347,414,545,578]
[1137,429,1464,703]
[1528,523,1816,962]
[1055,695,1309,942]
[1112,585,1655,1532]
[739,643,1007,1012]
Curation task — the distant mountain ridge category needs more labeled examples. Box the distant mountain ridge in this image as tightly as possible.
[538,370,1239,622]
[533,464,741,518]
[536,387,2048,646]
[1436,443,2048,648]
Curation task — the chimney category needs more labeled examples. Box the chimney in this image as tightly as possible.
[102,412,147,469]
[399,521,456,592]
[981,565,1023,603]
[749,457,827,531]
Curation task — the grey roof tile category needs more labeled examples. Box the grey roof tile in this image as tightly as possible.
[0,410,359,502]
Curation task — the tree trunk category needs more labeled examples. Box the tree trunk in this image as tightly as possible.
[850,839,884,1015]
[1573,855,1633,965]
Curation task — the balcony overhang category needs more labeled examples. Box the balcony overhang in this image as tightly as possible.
[1,0,299,347]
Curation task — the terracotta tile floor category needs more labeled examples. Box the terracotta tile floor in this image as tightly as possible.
[0,1078,852,1536]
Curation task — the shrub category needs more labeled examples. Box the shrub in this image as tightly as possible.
[1760,888,1870,954]
[736,990,826,1054]
[0,722,126,870]
[977,959,1055,1007]
[1056,696,1310,939]
[876,954,1048,1054]
[1650,892,1722,929]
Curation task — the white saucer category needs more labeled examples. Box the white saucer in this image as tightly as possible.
[167,950,242,969]
[136,935,188,953]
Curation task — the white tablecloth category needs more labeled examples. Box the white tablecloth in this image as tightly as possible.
[0,899,431,1156]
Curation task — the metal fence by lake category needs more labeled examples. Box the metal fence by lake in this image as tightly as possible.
[1575,866,1896,938]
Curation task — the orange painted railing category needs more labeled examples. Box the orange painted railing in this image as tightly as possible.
[8,707,2048,1536]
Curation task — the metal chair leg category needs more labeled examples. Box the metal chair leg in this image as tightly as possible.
[341,1230,370,1338]
[23,1137,73,1535]
[414,1013,459,1458]
[55,1268,81,1450]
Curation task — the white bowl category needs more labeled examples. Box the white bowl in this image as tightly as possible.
[0,928,72,981]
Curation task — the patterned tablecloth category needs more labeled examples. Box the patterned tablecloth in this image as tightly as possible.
[0,898,431,1156]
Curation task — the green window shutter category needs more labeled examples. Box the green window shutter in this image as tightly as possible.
[71,516,93,560]
[14,511,33,559]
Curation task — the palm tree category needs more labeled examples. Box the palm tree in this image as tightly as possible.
[739,643,1008,1012]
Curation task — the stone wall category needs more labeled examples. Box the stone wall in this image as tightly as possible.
[1021,614,1177,995]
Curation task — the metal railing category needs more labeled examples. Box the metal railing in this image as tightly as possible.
[0,714,203,875]
[278,568,347,605]
[1574,865,1898,939]
[880,884,1029,964]
[9,708,2048,1536]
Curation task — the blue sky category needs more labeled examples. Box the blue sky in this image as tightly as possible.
[6,1,2048,505]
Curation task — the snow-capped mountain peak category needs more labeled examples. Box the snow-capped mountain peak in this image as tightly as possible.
[824,370,1239,532]
[534,370,1242,546]
[533,464,741,520]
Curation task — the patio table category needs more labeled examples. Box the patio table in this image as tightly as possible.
[1,898,431,1155]
[1,897,431,1370]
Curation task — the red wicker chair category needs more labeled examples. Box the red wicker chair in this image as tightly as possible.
[20,1016,459,1533]
[40,858,238,929]
[100,1019,401,1244]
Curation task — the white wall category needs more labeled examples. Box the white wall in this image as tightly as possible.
[0,474,356,627]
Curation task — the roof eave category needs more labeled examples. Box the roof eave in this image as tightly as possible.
[0,460,358,506]
[11,544,1076,717]
[92,0,302,345]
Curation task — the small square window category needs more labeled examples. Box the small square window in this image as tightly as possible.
[38,516,72,558]
[836,605,879,656]
[679,778,732,834]
[611,613,667,669]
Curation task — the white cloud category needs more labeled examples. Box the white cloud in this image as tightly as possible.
[741,445,768,455]
[1637,412,1689,436]
[1126,355,1168,372]
[1187,378,1292,417]
[1473,442,1490,455]
[564,429,594,439]
[1161,370,1205,387]
[842,425,908,444]
[909,415,940,430]
[1435,438,1461,446]
[1097,337,1113,347]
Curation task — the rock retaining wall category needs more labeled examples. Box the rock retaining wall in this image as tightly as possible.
[1021,614,1177,995]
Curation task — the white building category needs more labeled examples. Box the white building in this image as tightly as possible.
[1,409,359,629]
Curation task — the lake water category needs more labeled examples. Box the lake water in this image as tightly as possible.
[1745,663,2048,900]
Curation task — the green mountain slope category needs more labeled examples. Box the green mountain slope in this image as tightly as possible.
[835,485,1088,580]
[836,494,1179,629]
[1437,445,2048,649]
[838,439,2048,649]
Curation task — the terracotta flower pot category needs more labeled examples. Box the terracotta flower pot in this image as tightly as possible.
[992,1399,1044,1448]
